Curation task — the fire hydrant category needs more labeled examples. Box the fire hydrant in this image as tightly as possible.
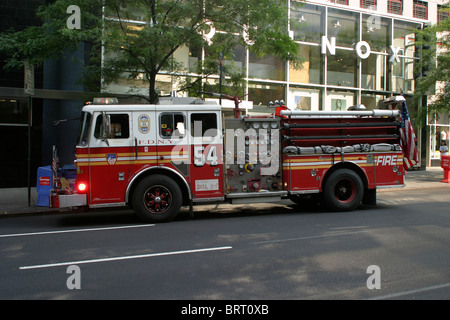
[441,155,450,183]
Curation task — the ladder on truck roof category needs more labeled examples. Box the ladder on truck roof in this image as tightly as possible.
[280,109,400,117]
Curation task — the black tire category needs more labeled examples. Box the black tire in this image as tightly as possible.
[323,169,364,211]
[132,175,182,222]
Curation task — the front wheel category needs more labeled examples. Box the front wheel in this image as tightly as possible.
[132,175,182,222]
[323,169,364,212]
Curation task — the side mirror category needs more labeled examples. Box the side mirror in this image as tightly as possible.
[101,112,111,146]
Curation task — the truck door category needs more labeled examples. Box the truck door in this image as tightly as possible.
[88,111,134,206]
[188,112,224,200]
[156,112,188,167]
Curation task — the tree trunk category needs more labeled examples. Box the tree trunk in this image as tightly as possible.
[149,72,158,104]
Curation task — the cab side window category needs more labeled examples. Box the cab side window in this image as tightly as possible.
[94,114,130,139]
[159,113,186,138]
[191,113,218,137]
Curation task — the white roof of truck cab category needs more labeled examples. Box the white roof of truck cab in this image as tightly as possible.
[82,103,222,114]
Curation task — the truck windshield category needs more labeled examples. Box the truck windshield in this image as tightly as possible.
[77,112,92,146]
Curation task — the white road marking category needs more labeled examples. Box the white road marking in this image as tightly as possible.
[251,230,371,245]
[368,282,450,300]
[0,224,155,239]
[19,246,233,270]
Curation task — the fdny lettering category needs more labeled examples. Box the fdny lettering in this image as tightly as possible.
[138,139,178,145]
[376,155,398,166]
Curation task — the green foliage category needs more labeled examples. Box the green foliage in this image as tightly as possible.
[0,0,303,103]
[413,7,450,125]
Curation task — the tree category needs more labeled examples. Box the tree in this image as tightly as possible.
[413,7,449,124]
[0,0,302,104]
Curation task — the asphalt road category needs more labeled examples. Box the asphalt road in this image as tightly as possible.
[0,188,449,303]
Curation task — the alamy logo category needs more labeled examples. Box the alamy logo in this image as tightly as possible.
[366,265,381,290]
[66,5,81,30]
[66,265,81,290]
[170,121,280,174]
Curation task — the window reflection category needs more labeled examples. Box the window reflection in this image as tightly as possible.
[249,53,285,81]
[394,20,420,57]
[362,15,391,53]
[291,2,325,43]
[327,8,359,48]
[362,53,386,90]
[248,83,286,114]
[327,49,357,87]
[289,45,323,84]
[392,56,415,94]
[361,93,388,110]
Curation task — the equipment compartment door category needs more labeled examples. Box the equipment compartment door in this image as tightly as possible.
[188,112,224,200]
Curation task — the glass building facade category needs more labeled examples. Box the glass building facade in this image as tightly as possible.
[106,0,450,167]
[106,1,423,113]
[285,1,422,113]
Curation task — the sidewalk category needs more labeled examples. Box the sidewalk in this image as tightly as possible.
[0,167,449,217]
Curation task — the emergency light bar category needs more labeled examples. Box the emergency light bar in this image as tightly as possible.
[93,97,119,104]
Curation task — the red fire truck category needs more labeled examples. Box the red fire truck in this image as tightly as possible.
[50,95,408,222]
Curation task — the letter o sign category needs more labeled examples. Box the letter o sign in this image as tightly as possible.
[355,41,371,59]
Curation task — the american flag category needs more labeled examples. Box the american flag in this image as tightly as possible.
[400,101,418,169]
[51,145,59,190]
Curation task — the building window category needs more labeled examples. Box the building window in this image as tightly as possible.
[289,44,323,85]
[290,2,325,44]
[289,86,322,111]
[327,8,359,48]
[438,5,449,25]
[329,0,349,5]
[394,20,419,58]
[391,20,420,94]
[249,53,285,81]
[362,14,391,53]
[0,99,28,125]
[361,93,388,110]
[248,82,286,114]
[327,49,357,87]
[388,0,403,15]
[360,0,377,10]
[362,54,386,91]
[326,89,356,112]
[413,0,427,20]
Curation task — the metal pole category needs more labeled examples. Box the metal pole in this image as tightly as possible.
[27,95,32,206]
[218,52,223,106]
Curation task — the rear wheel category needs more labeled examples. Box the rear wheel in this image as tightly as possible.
[132,175,182,222]
[323,169,364,211]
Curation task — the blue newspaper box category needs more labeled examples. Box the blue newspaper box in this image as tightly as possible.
[36,166,53,207]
